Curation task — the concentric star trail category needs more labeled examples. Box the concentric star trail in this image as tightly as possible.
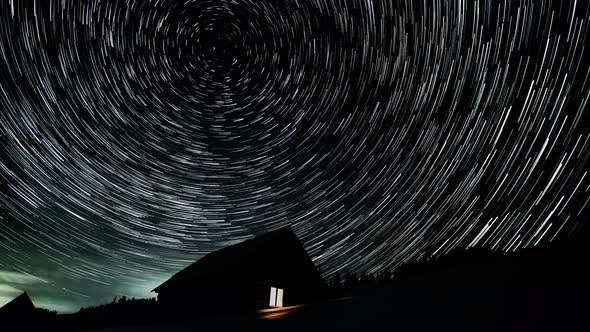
[0,0,589,312]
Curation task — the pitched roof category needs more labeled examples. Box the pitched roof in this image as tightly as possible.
[153,226,314,292]
[0,292,35,315]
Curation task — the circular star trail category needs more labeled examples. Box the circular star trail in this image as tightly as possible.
[1,0,589,311]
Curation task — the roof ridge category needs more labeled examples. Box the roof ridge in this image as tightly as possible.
[153,226,300,292]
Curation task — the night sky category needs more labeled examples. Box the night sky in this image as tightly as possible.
[0,0,589,313]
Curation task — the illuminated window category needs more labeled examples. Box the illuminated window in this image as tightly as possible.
[269,286,284,307]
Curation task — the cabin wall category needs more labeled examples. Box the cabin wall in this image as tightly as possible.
[157,275,263,312]
[157,269,325,312]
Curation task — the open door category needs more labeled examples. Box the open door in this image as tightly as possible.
[269,286,284,307]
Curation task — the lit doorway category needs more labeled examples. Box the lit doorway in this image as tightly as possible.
[269,286,284,307]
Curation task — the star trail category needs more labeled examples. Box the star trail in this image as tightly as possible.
[0,0,589,312]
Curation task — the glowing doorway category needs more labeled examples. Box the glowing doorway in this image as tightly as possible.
[269,286,284,307]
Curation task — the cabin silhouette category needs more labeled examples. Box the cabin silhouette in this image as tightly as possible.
[153,226,326,313]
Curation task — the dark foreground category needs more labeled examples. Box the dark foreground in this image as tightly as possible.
[86,271,588,331]
[82,286,586,332]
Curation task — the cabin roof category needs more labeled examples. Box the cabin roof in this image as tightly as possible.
[153,226,314,293]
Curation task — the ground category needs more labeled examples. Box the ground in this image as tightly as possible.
[84,284,588,331]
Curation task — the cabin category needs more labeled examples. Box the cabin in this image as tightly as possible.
[153,226,326,313]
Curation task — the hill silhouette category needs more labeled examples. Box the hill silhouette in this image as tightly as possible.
[393,224,589,283]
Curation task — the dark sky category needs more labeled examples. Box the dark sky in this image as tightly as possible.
[1,0,589,312]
